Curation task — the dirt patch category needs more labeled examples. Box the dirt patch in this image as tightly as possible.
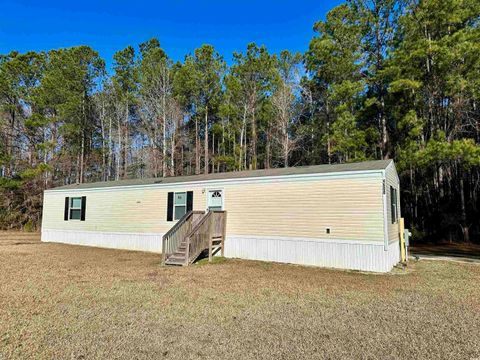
[1,232,479,359]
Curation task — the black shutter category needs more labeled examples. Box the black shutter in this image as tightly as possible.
[64,197,69,221]
[167,192,174,221]
[186,191,193,213]
[80,196,87,221]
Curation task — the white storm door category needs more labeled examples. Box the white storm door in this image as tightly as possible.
[207,190,223,211]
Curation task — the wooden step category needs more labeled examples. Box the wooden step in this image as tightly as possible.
[165,253,186,265]
[165,258,185,266]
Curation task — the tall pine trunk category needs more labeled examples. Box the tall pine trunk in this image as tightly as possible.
[284,129,289,168]
[204,106,209,174]
[80,133,85,184]
[459,175,470,243]
[123,100,129,179]
[265,127,271,169]
[162,94,167,178]
[239,104,247,171]
[251,106,257,170]
[195,117,200,174]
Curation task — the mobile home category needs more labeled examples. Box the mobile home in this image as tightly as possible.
[41,159,402,272]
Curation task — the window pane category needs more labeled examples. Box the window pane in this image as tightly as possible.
[174,192,186,205]
[70,209,81,220]
[390,187,396,223]
[71,197,82,208]
[174,205,186,220]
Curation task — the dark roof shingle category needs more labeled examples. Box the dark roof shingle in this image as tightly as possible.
[50,159,393,191]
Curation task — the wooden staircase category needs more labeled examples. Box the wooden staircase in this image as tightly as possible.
[162,210,227,266]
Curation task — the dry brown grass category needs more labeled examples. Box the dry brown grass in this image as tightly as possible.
[1,232,479,360]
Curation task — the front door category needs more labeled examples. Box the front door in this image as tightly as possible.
[207,190,223,211]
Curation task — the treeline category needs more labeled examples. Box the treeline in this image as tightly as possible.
[1,0,479,242]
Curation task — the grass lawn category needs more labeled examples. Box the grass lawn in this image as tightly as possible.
[1,232,479,359]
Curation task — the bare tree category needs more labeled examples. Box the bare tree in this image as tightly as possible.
[139,54,178,178]
[271,51,303,167]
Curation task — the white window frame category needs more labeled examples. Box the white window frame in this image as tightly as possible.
[70,197,82,220]
[174,191,187,220]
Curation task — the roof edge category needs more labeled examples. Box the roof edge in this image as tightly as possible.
[45,164,391,193]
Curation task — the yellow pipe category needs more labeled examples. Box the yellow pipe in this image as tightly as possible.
[399,217,406,262]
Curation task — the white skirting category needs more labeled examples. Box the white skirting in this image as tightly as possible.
[41,229,163,253]
[224,235,400,272]
[41,229,400,272]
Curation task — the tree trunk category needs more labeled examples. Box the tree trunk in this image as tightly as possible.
[195,117,200,174]
[213,131,216,173]
[217,134,219,172]
[239,104,247,171]
[100,100,107,181]
[108,113,113,181]
[162,96,167,178]
[380,97,388,160]
[284,129,289,168]
[6,109,15,177]
[204,106,209,174]
[251,106,257,170]
[116,117,121,181]
[459,175,470,242]
[326,101,331,164]
[265,128,271,169]
[171,126,175,176]
[80,132,85,184]
[123,100,129,179]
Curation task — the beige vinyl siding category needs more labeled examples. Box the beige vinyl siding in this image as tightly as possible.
[385,163,400,242]
[42,186,206,234]
[224,176,384,242]
[43,173,385,243]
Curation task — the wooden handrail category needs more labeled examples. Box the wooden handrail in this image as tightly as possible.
[162,210,204,265]
[184,211,213,239]
[163,210,202,239]
[185,211,226,265]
